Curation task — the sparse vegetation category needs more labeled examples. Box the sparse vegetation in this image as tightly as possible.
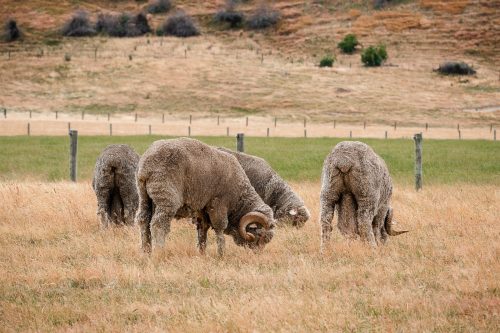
[96,12,151,37]
[319,55,335,67]
[338,34,359,54]
[61,11,96,37]
[247,4,280,30]
[3,19,21,42]
[157,11,199,37]
[361,44,388,66]
[146,0,172,14]
[436,61,476,75]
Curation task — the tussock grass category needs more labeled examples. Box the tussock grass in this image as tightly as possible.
[0,182,498,331]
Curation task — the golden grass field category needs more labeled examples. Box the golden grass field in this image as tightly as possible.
[1,182,499,331]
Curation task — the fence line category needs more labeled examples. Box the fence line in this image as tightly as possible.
[0,112,497,140]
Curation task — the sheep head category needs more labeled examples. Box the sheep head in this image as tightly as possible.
[238,212,275,249]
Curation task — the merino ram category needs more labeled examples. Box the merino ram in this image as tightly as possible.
[319,141,407,248]
[217,147,310,227]
[135,138,275,256]
[92,144,140,227]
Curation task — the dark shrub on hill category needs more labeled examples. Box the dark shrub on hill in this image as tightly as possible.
[361,44,388,66]
[96,12,150,37]
[62,11,96,37]
[4,19,21,42]
[214,10,244,28]
[247,4,280,29]
[319,55,335,67]
[157,11,199,37]
[436,62,476,75]
[146,0,172,14]
[338,34,359,54]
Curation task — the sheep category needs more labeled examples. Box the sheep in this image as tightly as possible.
[135,138,275,256]
[92,144,140,228]
[216,147,310,227]
[319,141,407,248]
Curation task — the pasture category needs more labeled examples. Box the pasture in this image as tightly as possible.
[0,136,499,331]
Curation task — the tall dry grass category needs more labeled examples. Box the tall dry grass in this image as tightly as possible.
[0,182,499,331]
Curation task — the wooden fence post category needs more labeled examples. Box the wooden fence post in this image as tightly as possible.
[267,128,270,137]
[110,124,112,136]
[458,130,461,140]
[350,130,352,138]
[81,111,84,120]
[304,129,307,138]
[363,121,366,129]
[3,108,6,119]
[236,133,244,152]
[135,113,137,122]
[29,111,32,119]
[334,120,336,129]
[69,130,78,182]
[413,133,423,191]
[394,121,397,130]
[188,126,191,137]
[246,117,249,127]
[304,118,307,128]
[274,117,277,128]
[425,123,428,131]
[68,122,71,131]
[149,124,152,135]
[217,116,220,126]
[162,113,165,124]
[385,131,387,139]
[189,114,192,125]
[490,124,493,133]
[55,111,58,119]
[27,123,30,136]
[226,127,229,137]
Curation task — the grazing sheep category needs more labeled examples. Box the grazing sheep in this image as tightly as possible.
[92,144,140,228]
[319,141,407,248]
[135,138,275,256]
[217,147,310,227]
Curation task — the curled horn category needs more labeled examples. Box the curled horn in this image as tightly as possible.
[385,207,409,236]
[238,212,270,242]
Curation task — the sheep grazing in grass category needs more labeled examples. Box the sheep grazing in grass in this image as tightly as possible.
[319,141,407,248]
[217,147,310,227]
[92,144,140,228]
[135,138,275,256]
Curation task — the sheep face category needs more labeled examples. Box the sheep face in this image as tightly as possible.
[277,205,310,228]
[227,223,275,250]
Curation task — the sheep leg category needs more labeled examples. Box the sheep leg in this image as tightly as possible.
[119,182,138,226]
[372,208,387,246]
[207,199,228,258]
[196,212,210,255]
[356,201,377,247]
[95,186,112,229]
[135,180,152,253]
[337,193,358,238]
[319,200,335,251]
[150,209,172,250]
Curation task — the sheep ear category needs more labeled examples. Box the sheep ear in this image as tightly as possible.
[289,209,297,216]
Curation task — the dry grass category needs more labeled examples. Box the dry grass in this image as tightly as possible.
[1,182,499,331]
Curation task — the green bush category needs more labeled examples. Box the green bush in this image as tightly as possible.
[338,34,358,54]
[361,44,387,67]
[319,55,335,67]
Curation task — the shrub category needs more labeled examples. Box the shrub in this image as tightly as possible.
[247,4,280,30]
[146,0,172,14]
[96,12,150,37]
[319,55,335,67]
[3,19,21,42]
[62,10,96,37]
[214,10,244,28]
[361,44,387,66]
[436,62,476,75]
[338,34,359,54]
[157,11,199,37]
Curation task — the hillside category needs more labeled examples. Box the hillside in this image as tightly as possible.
[0,0,499,126]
